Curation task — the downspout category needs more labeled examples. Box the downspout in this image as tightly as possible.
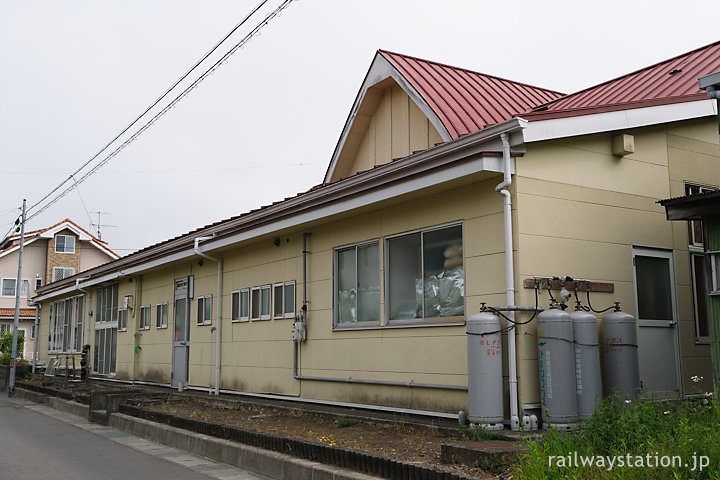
[31,305,39,374]
[76,277,91,358]
[194,235,222,396]
[495,132,521,430]
[293,233,311,384]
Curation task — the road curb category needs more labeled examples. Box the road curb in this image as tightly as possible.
[15,387,376,480]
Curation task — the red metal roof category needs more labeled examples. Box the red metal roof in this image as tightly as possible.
[379,50,564,138]
[523,40,720,121]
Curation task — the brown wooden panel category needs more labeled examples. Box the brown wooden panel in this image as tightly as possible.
[522,278,614,293]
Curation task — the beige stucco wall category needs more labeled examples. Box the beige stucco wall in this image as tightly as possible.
[35,174,506,413]
[79,243,115,272]
[513,118,720,406]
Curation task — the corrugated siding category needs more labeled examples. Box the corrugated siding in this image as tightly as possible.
[380,50,565,138]
[707,215,720,251]
[711,296,720,393]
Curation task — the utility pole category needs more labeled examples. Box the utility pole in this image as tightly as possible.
[8,199,26,397]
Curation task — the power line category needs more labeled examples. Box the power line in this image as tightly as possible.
[0,161,324,175]
[26,0,285,220]
[73,177,96,230]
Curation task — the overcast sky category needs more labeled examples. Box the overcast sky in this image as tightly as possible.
[1,1,718,254]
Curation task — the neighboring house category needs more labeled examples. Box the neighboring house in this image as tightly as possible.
[660,189,720,395]
[33,41,720,426]
[0,219,118,361]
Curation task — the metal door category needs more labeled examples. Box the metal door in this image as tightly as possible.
[172,276,193,386]
[632,247,682,399]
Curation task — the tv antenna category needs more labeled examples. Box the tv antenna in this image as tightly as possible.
[90,211,116,241]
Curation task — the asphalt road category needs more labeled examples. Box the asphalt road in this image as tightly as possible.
[0,396,265,480]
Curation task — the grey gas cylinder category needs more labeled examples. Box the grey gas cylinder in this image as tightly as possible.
[537,307,578,429]
[466,311,504,428]
[602,310,640,399]
[571,310,602,420]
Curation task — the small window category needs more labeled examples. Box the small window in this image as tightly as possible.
[118,309,128,332]
[197,295,212,325]
[273,282,296,319]
[231,289,249,322]
[52,267,75,282]
[0,324,10,334]
[35,277,42,291]
[2,278,15,296]
[711,253,720,295]
[0,279,29,298]
[685,183,718,248]
[31,324,36,340]
[55,235,76,254]
[251,285,271,321]
[139,305,151,330]
[156,303,168,328]
[691,253,710,342]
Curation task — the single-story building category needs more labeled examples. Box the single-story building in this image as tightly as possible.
[34,40,720,427]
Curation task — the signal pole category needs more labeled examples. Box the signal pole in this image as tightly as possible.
[8,199,26,397]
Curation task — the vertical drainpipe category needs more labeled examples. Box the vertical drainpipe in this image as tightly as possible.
[495,132,520,430]
[194,235,222,395]
[31,305,39,374]
[76,277,91,365]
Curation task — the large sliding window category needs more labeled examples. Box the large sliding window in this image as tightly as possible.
[94,283,118,375]
[335,242,380,327]
[386,224,464,324]
[48,296,84,353]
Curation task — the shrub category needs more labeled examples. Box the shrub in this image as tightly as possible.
[0,331,24,365]
[514,393,720,479]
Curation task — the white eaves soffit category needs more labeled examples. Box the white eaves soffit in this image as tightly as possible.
[324,53,453,184]
[520,99,717,143]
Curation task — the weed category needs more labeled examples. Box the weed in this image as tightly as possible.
[459,424,497,442]
[514,392,720,479]
[336,417,358,428]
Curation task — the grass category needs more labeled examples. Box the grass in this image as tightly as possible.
[459,424,497,442]
[514,391,720,479]
[335,417,358,428]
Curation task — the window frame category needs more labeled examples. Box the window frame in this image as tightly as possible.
[685,183,718,248]
[94,283,119,375]
[273,281,296,319]
[196,295,213,326]
[251,285,271,321]
[690,252,711,344]
[139,305,151,330]
[384,222,465,326]
[155,303,168,329]
[118,308,128,332]
[47,295,84,353]
[231,289,250,323]
[333,240,381,329]
[1,278,30,298]
[55,234,76,254]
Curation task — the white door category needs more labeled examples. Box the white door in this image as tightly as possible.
[632,247,682,399]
